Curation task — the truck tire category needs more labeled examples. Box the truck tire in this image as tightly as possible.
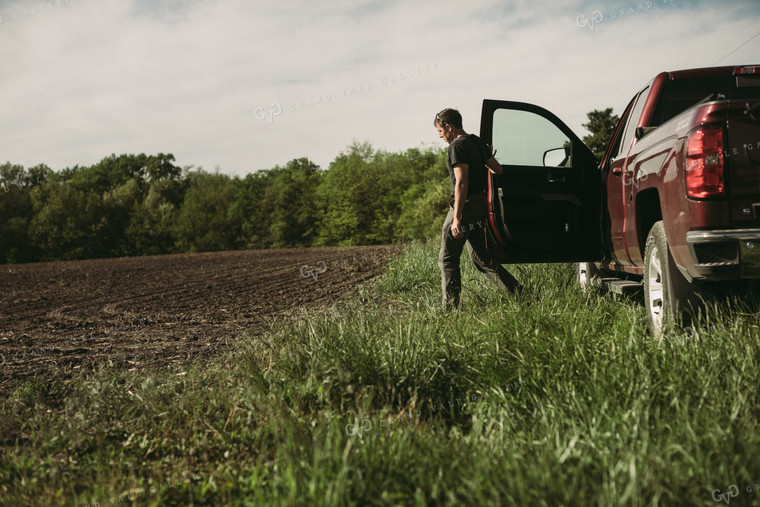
[643,221,694,336]
[577,262,601,289]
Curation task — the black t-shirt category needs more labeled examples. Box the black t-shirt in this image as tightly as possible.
[446,134,491,198]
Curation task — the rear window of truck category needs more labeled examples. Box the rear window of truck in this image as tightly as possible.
[651,75,760,127]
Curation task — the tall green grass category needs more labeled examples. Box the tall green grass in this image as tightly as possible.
[2,241,760,506]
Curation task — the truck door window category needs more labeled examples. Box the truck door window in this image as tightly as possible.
[616,87,650,158]
[492,108,572,167]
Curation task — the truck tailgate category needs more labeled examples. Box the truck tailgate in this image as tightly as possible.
[727,100,760,224]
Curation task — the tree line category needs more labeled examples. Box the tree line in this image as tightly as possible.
[0,143,450,264]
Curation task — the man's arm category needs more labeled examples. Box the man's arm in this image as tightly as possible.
[451,163,468,239]
[485,144,502,175]
[485,157,502,175]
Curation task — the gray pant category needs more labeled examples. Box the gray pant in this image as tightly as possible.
[438,194,521,309]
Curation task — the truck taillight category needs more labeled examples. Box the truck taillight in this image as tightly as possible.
[734,65,760,75]
[685,126,725,199]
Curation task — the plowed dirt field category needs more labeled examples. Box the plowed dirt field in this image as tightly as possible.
[0,245,401,392]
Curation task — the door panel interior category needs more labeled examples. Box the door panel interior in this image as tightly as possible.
[481,100,602,263]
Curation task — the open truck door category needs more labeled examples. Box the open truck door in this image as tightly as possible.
[480,100,603,263]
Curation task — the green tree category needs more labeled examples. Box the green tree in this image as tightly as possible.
[395,177,449,241]
[315,143,446,245]
[582,108,620,161]
[315,142,376,245]
[0,163,53,262]
[58,154,172,258]
[124,156,185,256]
[229,158,322,249]
[369,147,446,243]
[266,158,323,248]
[28,183,107,260]
[125,179,184,256]
[229,170,276,249]
[173,171,238,253]
[22,154,184,261]
[2,144,453,263]
[392,147,448,241]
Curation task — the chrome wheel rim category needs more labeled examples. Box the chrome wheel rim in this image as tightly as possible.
[578,263,588,286]
[647,245,664,334]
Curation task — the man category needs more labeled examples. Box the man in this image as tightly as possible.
[434,108,522,310]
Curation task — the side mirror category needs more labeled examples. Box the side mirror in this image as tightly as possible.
[543,147,568,167]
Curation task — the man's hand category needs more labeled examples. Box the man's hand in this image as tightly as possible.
[451,216,465,239]
[486,144,502,175]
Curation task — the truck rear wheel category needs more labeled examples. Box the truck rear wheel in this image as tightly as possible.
[643,221,694,337]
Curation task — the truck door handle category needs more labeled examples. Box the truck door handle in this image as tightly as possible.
[612,166,623,176]
[548,175,566,183]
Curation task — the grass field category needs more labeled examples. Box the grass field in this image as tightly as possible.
[2,241,760,506]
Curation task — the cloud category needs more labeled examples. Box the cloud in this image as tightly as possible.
[0,0,758,175]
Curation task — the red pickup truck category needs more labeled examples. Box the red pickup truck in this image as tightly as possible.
[481,64,760,335]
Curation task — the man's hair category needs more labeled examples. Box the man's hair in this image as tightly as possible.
[434,108,462,128]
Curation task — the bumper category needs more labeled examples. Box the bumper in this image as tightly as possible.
[686,229,760,280]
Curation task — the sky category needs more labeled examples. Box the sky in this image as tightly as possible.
[1,0,759,177]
